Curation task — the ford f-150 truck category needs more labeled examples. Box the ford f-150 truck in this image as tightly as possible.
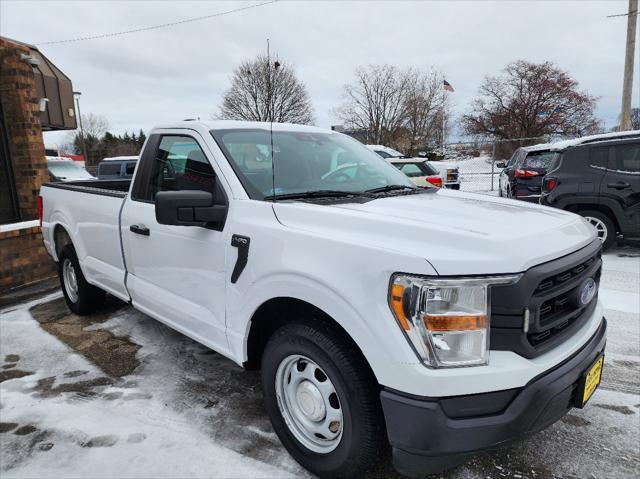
[40,121,606,478]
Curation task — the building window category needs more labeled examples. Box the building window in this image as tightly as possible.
[0,103,20,224]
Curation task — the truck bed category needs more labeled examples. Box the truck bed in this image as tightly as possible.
[43,179,131,198]
[41,179,132,301]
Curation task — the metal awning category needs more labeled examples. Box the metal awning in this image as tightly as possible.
[30,45,77,131]
[1,37,77,131]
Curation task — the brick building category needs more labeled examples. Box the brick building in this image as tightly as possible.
[0,36,77,291]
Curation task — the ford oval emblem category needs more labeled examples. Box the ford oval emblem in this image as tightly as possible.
[579,278,597,306]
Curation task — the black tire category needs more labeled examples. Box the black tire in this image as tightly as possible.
[579,210,616,250]
[261,320,385,478]
[58,244,106,315]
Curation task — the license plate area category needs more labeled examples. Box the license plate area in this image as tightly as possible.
[574,353,604,408]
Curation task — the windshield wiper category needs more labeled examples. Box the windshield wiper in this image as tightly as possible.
[362,185,415,194]
[264,190,363,201]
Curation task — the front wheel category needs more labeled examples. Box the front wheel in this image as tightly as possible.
[580,210,616,250]
[261,321,385,478]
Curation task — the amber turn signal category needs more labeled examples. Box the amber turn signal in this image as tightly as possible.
[423,314,487,331]
[390,284,410,330]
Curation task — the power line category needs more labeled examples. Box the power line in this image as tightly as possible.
[606,10,638,18]
[35,0,278,46]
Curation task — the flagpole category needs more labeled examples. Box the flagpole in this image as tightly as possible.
[442,75,446,157]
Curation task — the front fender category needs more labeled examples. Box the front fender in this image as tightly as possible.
[225,272,424,385]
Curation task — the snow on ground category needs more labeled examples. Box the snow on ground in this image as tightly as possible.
[444,154,499,194]
[0,245,638,479]
[0,297,306,479]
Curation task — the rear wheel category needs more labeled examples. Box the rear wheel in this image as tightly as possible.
[58,244,106,315]
[261,321,385,478]
[580,210,616,250]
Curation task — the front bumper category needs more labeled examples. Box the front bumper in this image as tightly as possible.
[381,317,607,476]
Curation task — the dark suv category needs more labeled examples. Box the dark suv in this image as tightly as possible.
[540,132,640,249]
[498,145,559,202]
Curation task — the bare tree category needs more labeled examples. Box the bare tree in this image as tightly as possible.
[218,54,314,124]
[401,69,444,154]
[610,108,640,132]
[335,65,410,145]
[627,107,640,130]
[80,113,109,138]
[65,114,110,165]
[462,60,600,140]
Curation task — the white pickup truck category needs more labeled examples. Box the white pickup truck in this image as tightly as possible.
[40,121,606,478]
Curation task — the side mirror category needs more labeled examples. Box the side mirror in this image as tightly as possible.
[155,190,227,229]
[496,162,507,168]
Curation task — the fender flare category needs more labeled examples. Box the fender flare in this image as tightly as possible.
[556,196,624,230]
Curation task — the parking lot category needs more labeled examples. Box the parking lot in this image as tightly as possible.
[0,245,638,479]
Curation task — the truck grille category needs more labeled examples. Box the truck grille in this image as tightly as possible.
[490,240,602,359]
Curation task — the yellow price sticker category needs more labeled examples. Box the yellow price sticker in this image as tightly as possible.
[582,356,604,406]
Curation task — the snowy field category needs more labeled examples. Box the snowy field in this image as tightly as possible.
[0,246,639,478]
[444,154,500,195]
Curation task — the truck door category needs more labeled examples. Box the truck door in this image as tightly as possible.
[120,132,229,354]
[601,141,640,235]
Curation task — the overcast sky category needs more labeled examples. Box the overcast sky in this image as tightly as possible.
[1,0,637,146]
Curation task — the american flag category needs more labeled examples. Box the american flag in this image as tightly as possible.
[443,80,454,92]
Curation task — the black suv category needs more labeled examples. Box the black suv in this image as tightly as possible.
[540,132,640,249]
[498,146,559,202]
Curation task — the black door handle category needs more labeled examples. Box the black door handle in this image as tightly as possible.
[607,182,631,189]
[230,235,250,283]
[130,224,150,236]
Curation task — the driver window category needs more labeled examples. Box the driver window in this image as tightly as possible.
[506,150,520,167]
[147,136,216,201]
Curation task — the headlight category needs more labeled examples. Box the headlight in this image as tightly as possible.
[388,274,521,368]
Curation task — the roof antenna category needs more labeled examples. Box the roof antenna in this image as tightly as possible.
[267,38,280,202]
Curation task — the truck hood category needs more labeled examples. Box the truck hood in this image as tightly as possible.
[273,189,596,275]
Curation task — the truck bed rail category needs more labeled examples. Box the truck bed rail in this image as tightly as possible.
[42,179,130,198]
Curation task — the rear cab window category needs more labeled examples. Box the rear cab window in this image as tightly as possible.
[522,151,559,169]
[612,143,640,173]
[99,162,122,176]
[588,146,611,170]
[393,162,437,177]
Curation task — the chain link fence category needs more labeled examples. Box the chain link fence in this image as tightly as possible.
[432,136,551,195]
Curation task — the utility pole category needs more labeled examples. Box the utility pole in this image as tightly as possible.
[73,91,88,164]
[620,0,638,131]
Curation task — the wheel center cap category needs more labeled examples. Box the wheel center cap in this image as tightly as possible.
[296,380,325,421]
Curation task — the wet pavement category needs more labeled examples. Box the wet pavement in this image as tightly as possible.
[0,246,638,478]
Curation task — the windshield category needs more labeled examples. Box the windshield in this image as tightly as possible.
[211,129,414,200]
[373,148,404,159]
[523,151,559,169]
[47,160,93,180]
[392,161,438,177]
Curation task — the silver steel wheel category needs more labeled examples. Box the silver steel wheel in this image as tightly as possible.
[585,216,608,244]
[62,258,79,303]
[275,354,343,453]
